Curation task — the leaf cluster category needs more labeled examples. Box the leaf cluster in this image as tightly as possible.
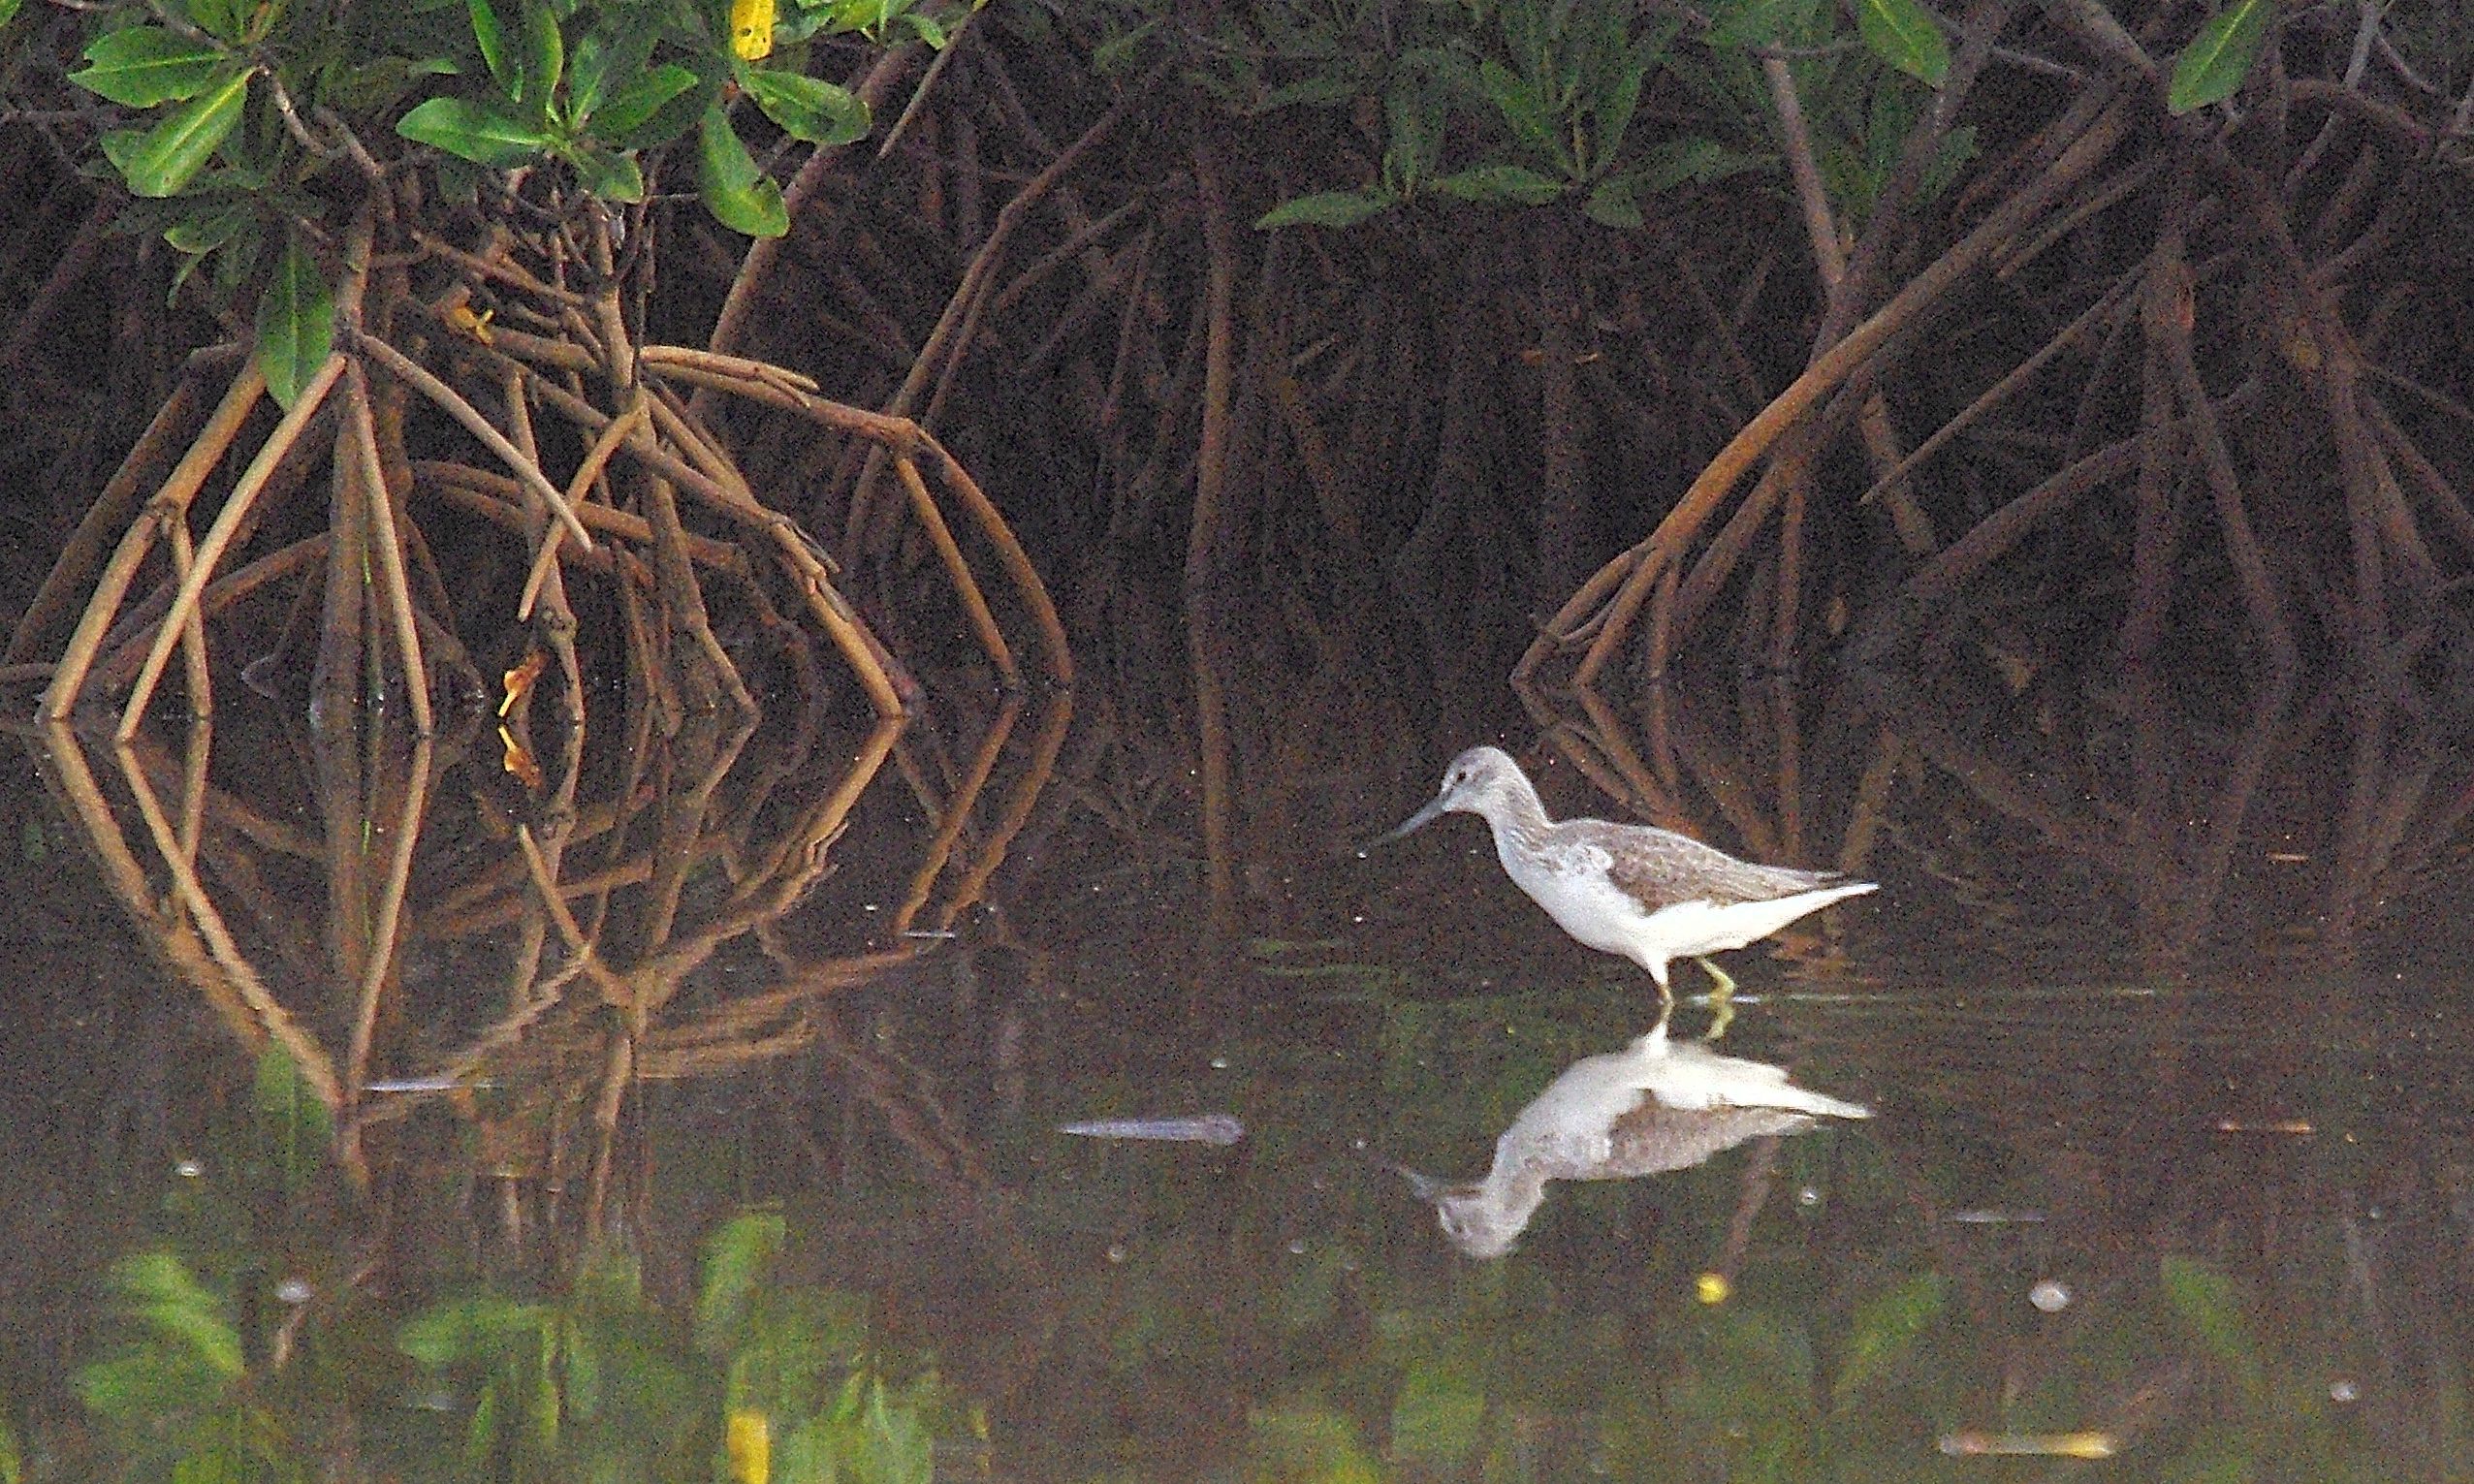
[1089,0,2284,234]
[48,0,962,382]
[74,1208,950,1481]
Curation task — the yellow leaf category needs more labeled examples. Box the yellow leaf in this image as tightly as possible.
[445,301,495,345]
[729,0,774,60]
[498,724,545,790]
[725,1408,771,1484]
[498,649,545,718]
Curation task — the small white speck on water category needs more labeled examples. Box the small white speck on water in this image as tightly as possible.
[2330,1378,2359,1404]
[276,1279,313,1305]
[1105,1245,1126,1264]
[1796,1186,1821,1207]
[175,1159,203,1179]
[1209,1057,1230,1070]
[862,902,878,912]
[1286,1239,1307,1255]
[2030,1279,2071,1312]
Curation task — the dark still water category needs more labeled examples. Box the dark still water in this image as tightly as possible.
[2,659,2468,1482]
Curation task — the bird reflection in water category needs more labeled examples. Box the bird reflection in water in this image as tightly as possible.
[1391,1020,1869,1258]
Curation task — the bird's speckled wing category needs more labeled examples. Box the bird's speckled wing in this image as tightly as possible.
[1570,819,1847,908]
[1595,1103,1819,1179]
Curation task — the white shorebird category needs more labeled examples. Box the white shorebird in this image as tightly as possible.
[1378,745,1875,997]
[1399,1021,1870,1258]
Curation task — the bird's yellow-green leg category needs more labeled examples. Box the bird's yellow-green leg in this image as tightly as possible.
[1697,956,1736,1041]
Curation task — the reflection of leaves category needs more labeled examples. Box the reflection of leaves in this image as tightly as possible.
[252,1042,334,1197]
[1391,1356,1484,1464]
[398,1292,551,1369]
[1830,1271,1945,1407]
[1678,1304,1819,1471]
[2161,1254,2268,1401]
[99,1251,245,1384]
[695,1211,786,1355]
[1250,1401,1383,1482]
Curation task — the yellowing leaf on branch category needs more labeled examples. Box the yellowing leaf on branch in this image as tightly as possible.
[730,0,774,61]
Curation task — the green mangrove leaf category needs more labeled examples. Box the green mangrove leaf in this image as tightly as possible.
[465,0,512,93]
[1254,190,1391,229]
[517,0,561,111]
[1583,175,1641,228]
[254,238,333,412]
[2168,0,2270,114]
[162,204,253,256]
[591,62,700,145]
[1705,0,1819,48]
[396,94,555,165]
[1383,75,1446,190]
[70,27,229,107]
[561,140,645,201]
[695,1211,786,1354]
[0,0,21,29]
[197,227,261,301]
[1475,57,1558,167]
[564,23,650,125]
[100,67,253,197]
[1087,16,1158,75]
[1856,0,1951,85]
[182,0,249,43]
[739,64,870,145]
[1634,136,1773,192]
[1430,163,1566,205]
[163,205,253,297]
[325,54,462,114]
[1259,75,1361,111]
[697,104,788,236]
[1589,58,1648,172]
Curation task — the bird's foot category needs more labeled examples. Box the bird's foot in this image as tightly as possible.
[1697,957,1736,1041]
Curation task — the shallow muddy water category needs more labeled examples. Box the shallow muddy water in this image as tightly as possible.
[3,660,2468,1481]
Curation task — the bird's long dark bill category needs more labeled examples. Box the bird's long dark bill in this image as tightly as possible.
[1352,1144,1450,1202]
[1370,794,1448,847]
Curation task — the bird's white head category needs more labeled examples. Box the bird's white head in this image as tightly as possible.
[1378,745,1533,841]
[1432,1184,1525,1259]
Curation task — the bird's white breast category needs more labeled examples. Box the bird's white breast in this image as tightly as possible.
[1497,838,1655,957]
